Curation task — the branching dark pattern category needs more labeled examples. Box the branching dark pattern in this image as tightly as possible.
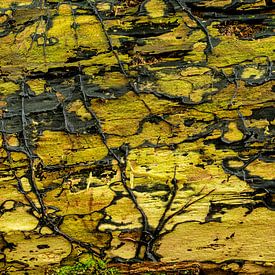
[0,0,274,272]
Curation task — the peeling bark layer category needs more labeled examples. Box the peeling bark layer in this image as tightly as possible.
[0,0,274,273]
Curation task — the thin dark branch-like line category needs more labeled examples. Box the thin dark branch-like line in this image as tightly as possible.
[161,188,215,231]
[154,166,178,237]
[80,2,152,259]
[87,0,127,76]
[174,0,213,54]
[2,77,103,256]
[86,0,142,97]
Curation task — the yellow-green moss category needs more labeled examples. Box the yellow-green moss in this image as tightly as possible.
[93,72,128,89]
[0,80,19,96]
[241,67,266,80]
[145,0,166,18]
[91,92,150,136]
[35,131,108,166]
[27,79,46,95]
[223,122,244,143]
[67,100,92,121]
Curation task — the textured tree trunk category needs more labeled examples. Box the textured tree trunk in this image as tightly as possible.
[0,0,274,274]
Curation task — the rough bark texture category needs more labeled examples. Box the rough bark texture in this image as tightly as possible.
[0,0,274,274]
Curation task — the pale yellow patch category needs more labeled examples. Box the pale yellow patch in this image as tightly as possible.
[145,0,166,18]
[20,177,32,192]
[158,79,192,97]
[223,122,243,143]
[6,135,19,147]
[158,208,275,262]
[35,131,108,166]
[67,100,92,121]
[2,201,15,210]
[246,160,275,180]
[228,160,244,168]
[0,206,38,232]
[4,232,71,267]
[44,179,115,215]
[101,198,141,231]
[40,227,53,235]
[106,231,137,260]
[27,79,46,95]
[242,67,265,79]
[93,71,128,89]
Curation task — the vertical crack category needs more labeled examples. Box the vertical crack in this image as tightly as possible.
[174,0,214,54]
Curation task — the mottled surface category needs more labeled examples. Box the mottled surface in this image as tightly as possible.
[0,0,274,273]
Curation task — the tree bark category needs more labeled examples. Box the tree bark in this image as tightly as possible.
[0,0,274,273]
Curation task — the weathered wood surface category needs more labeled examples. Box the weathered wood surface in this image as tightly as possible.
[0,0,274,273]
